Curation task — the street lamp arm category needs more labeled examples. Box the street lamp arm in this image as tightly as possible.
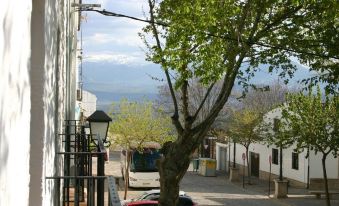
[81,8,168,27]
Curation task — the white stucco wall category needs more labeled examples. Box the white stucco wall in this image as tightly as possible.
[227,107,338,184]
[81,90,97,118]
[309,150,338,179]
[0,1,32,206]
[1,0,79,205]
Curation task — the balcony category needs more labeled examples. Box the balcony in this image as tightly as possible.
[46,120,121,206]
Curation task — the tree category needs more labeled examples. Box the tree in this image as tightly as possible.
[141,1,337,205]
[227,108,263,184]
[289,3,339,94]
[240,82,290,113]
[226,82,289,179]
[156,79,232,157]
[260,113,294,182]
[109,99,174,200]
[281,88,338,206]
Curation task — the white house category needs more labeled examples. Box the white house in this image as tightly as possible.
[216,108,339,187]
[0,0,80,205]
[80,90,98,118]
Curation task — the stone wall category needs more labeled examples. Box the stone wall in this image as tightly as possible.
[309,178,339,190]
[230,162,306,188]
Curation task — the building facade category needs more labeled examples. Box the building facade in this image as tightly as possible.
[216,108,339,187]
[0,0,80,205]
[80,90,98,119]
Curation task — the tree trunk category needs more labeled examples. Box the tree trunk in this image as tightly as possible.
[279,145,283,181]
[321,153,331,206]
[246,147,251,184]
[123,151,131,200]
[158,134,198,206]
[233,142,236,168]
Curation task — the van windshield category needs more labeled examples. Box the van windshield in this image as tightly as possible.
[130,149,161,172]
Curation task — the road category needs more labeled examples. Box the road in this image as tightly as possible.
[104,151,338,206]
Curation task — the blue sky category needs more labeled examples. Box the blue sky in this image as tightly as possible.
[81,0,150,66]
[80,0,315,108]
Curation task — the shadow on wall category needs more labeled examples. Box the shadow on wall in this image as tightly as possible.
[1,1,12,177]
[1,2,31,183]
[42,0,66,205]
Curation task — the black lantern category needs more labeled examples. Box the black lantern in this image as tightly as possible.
[86,110,112,146]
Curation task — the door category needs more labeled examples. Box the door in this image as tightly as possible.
[250,152,260,177]
[218,147,227,171]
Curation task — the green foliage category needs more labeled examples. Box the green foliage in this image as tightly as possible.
[143,0,338,92]
[141,0,338,204]
[282,87,339,156]
[109,99,175,151]
[259,110,295,149]
[228,108,263,148]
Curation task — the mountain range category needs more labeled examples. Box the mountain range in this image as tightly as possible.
[82,61,317,111]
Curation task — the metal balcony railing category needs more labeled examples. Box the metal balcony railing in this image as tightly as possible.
[46,120,121,206]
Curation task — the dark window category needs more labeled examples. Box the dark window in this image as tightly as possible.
[272,148,279,165]
[292,152,299,170]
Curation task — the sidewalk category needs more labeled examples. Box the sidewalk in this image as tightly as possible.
[213,170,339,206]
[104,152,339,206]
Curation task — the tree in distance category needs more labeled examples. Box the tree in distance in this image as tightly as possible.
[109,99,175,200]
[228,108,263,184]
[227,82,289,184]
[281,87,338,206]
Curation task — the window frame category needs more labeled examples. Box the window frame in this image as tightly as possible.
[292,152,299,170]
[272,148,279,165]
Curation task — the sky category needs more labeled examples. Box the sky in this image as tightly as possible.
[82,0,149,65]
[80,0,166,108]
[80,0,315,108]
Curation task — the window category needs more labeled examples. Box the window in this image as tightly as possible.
[272,148,279,165]
[292,152,299,170]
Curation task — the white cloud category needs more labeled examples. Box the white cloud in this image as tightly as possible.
[84,29,143,47]
[83,51,149,65]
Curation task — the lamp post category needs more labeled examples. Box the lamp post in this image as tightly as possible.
[86,110,112,147]
[86,110,111,206]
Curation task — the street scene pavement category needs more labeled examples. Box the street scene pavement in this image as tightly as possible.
[103,151,339,206]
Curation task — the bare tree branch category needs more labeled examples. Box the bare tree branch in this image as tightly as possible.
[147,0,183,134]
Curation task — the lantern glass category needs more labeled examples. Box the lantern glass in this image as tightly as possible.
[90,122,109,142]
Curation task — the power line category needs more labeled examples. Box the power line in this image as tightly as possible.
[81,8,339,60]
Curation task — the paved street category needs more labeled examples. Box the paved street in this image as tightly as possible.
[104,151,339,206]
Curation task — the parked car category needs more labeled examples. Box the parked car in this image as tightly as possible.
[122,189,197,206]
[125,197,197,206]
[125,200,158,206]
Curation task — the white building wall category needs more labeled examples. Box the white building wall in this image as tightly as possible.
[215,142,228,171]
[1,0,79,205]
[309,150,338,179]
[227,107,338,185]
[81,90,97,118]
[229,141,338,184]
[0,1,32,206]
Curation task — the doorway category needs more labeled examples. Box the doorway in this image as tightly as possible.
[250,152,260,177]
[218,146,227,171]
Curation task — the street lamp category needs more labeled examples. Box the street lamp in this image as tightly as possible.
[86,110,112,146]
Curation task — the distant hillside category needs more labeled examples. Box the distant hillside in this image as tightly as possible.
[95,91,158,112]
[82,60,318,112]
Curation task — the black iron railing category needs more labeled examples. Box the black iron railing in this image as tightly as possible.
[46,120,121,206]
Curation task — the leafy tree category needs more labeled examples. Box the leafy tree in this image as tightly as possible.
[109,99,174,200]
[260,113,294,182]
[281,88,338,206]
[290,3,339,94]
[141,1,337,205]
[228,108,263,184]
